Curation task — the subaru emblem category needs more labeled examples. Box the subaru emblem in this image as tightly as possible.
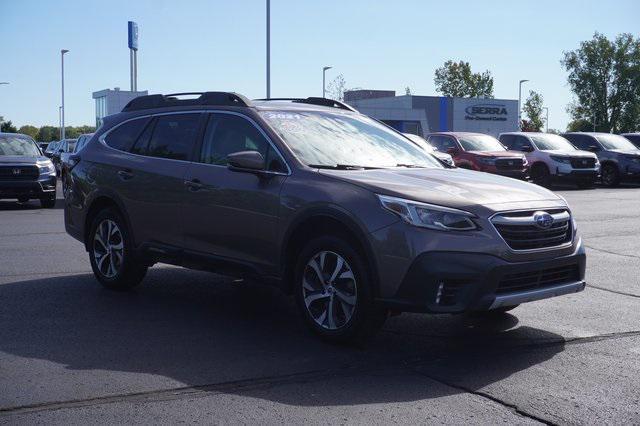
[533,211,554,229]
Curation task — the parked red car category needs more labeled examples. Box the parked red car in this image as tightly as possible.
[426,132,529,180]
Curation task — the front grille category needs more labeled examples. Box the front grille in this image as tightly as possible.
[497,264,579,294]
[495,158,524,170]
[570,157,596,169]
[492,209,572,251]
[0,165,39,181]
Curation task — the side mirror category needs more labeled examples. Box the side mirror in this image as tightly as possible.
[446,147,459,155]
[521,145,534,152]
[227,150,265,172]
[588,145,600,152]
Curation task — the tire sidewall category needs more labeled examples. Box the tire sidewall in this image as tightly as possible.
[602,164,619,187]
[294,235,380,341]
[88,208,141,290]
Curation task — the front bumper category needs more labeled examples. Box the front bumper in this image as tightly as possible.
[0,176,57,200]
[376,241,586,314]
[554,165,599,182]
[481,166,529,180]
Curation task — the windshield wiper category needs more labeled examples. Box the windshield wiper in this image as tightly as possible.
[308,164,382,170]
[395,163,426,168]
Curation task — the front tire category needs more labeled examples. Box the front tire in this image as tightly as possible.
[89,208,147,290]
[294,236,387,343]
[40,193,57,208]
[531,163,551,187]
[601,164,620,187]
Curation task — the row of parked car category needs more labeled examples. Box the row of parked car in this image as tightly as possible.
[1,91,638,342]
[42,133,94,176]
[403,131,640,188]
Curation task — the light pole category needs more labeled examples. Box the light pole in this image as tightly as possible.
[266,0,270,99]
[61,49,69,140]
[0,83,8,131]
[518,79,529,130]
[543,107,549,132]
[322,66,332,98]
[59,106,63,138]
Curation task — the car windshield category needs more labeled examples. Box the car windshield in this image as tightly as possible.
[530,134,577,151]
[260,111,442,169]
[595,134,637,151]
[403,133,436,153]
[457,134,506,152]
[0,135,41,156]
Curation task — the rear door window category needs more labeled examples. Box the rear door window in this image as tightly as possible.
[104,118,151,152]
[137,114,202,161]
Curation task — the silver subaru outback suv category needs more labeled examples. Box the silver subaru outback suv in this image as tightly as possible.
[64,93,586,343]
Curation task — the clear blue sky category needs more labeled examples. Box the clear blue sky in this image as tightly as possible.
[2,0,638,131]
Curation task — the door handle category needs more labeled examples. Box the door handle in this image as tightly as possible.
[184,178,203,191]
[117,169,134,180]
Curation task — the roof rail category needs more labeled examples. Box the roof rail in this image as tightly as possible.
[255,97,358,112]
[121,92,251,112]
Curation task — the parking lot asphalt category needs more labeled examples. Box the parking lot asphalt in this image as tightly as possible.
[0,184,639,425]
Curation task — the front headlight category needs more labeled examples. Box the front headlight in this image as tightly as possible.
[478,157,496,165]
[38,163,56,175]
[550,155,571,164]
[377,195,477,231]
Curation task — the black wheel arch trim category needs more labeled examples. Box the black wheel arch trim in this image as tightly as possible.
[82,188,136,251]
[280,204,381,297]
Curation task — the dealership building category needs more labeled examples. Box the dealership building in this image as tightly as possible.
[344,90,518,137]
[92,88,148,127]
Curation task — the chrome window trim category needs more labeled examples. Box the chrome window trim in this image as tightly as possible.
[98,110,292,176]
[489,207,574,253]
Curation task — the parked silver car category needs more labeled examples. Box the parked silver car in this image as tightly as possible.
[402,133,455,168]
[500,132,599,188]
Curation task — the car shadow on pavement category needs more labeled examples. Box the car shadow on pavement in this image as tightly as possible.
[0,267,566,408]
[0,199,64,210]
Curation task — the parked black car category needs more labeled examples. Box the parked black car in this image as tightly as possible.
[0,132,57,207]
[64,92,586,342]
[621,133,640,149]
[562,132,640,186]
[51,138,77,176]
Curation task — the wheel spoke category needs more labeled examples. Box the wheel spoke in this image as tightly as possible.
[304,292,329,306]
[111,241,123,250]
[329,256,344,282]
[94,233,108,250]
[338,269,354,281]
[316,309,327,325]
[97,252,109,273]
[339,300,352,320]
[307,258,324,283]
[333,287,356,305]
[302,277,316,291]
[327,297,336,329]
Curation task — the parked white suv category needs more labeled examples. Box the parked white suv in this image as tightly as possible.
[499,132,599,188]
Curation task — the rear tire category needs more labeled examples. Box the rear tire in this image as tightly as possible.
[531,163,551,187]
[294,235,387,344]
[40,194,57,208]
[601,164,620,187]
[88,208,147,291]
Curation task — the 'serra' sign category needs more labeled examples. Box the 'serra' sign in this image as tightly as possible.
[465,104,508,121]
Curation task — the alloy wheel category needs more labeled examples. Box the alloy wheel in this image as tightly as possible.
[302,250,357,330]
[93,219,124,278]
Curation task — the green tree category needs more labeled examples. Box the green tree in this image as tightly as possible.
[522,90,544,132]
[566,118,594,132]
[561,32,640,133]
[37,126,60,142]
[434,60,494,98]
[1,120,18,133]
[18,125,39,139]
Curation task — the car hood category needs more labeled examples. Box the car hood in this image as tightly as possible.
[0,155,48,165]
[319,167,563,213]
[541,149,597,158]
[607,149,640,156]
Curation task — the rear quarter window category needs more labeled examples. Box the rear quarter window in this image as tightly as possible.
[104,118,151,152]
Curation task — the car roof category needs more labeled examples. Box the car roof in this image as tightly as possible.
[426,132,490,136]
